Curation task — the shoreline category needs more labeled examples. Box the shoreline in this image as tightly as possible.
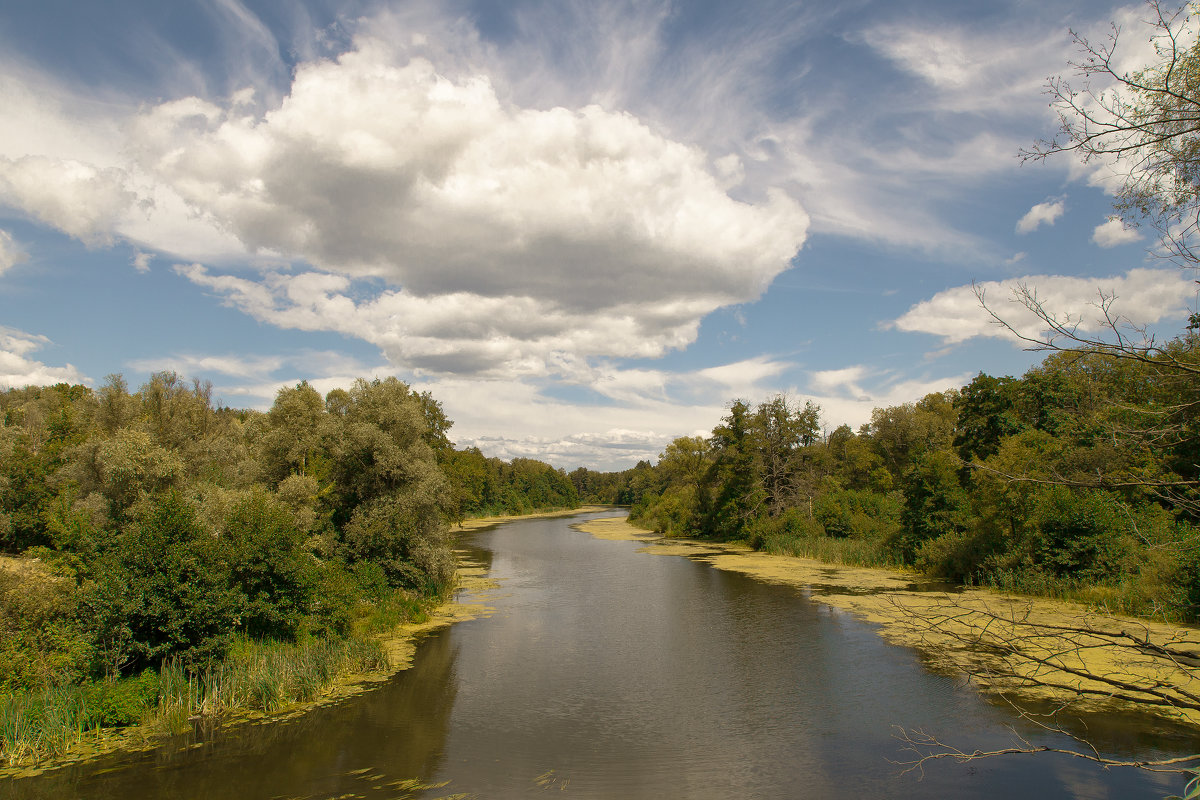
[2,506,615,778]
[0,551,502,781]
[574,516,1200,728]
[454,504,617,531]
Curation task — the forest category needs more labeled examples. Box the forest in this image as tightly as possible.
[620,333,1200,623]
[5,327,1200,768]
[0,374,580,763]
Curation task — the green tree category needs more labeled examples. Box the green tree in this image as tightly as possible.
[90,491,239,673]
[704,400,765,539]
[953,373,1023,463]
[896,449,969,562]
[222,489,315,639]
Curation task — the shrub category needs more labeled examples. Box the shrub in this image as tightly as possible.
[88,491,239,674]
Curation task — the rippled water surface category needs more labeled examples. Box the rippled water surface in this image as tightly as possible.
[4,511,1195,799]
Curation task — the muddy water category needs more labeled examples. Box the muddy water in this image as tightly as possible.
[4,511,1195,799]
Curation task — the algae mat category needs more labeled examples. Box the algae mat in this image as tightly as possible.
[575,516,1200,727]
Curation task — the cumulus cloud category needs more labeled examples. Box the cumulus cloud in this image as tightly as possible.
[134,47,806,303]
[0,229,26,275]
[1092,217,1142,248]
[0,327,87,388]
[1,36,806,379]
[176,246,767,381]
[116,42,805,379]
[0,155,135,244]
[890,268,1194,344]
[1016,198,1065,234]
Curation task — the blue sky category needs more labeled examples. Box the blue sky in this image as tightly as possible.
[0,0,1195,470]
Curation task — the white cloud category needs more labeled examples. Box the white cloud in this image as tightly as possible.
[859,21,1067,116]
[0,229,25,275]
[890,268,1194,345]
[106,41,804,381]
[125,353,288,380]
[0,155,135,244]
[809,366,870,401]
[1016,198,1065,234]
[0,327,87,388]
[134,47,807,308]
[1092,217,1142,248]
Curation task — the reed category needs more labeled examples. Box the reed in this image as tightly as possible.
[1,631,396,769]
[757,531,905,570]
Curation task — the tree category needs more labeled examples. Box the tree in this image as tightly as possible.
[754,395,819,515]
[704,400,765,539]
[905,4,1200,787]
[90,491,239,673]
[1022,1,1200,269]
[954,373,1024,463]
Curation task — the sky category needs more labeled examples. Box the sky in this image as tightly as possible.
[0,0,1196,471]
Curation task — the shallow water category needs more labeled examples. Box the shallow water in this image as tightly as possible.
[4,511,1195,799]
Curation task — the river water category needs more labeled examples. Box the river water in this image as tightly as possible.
[4,510,1196,799]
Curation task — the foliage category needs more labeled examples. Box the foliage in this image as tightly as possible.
[626,335,1200,622]
[88,491,241,673]
[0,370,588,764]
[1023,1,1200,268]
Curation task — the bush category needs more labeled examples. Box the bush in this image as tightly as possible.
[88,491,240,674]
[0,560,93,690]
[813,489,902,540]
[915,528,1005,583]
[342,493,454,592]
[1026,486,1132,581]
[81,670,158,727]
[223,489,316,640]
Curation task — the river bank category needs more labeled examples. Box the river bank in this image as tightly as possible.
[575,516,1200,727]
[0,508,605,782]
[0,551,501,779]
[455,504,616,531]
[1,507,604,777]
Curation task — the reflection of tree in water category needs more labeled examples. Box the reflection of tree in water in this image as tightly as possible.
[3,631,462,800]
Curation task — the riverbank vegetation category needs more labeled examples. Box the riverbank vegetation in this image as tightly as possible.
[621,337,1200,624]
[0,375,577,769]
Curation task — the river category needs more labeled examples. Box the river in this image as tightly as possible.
[3,510,1195,799]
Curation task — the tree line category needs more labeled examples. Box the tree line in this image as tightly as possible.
[0,374,579,693]
[622,338,1200,622]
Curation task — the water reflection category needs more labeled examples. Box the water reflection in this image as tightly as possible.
[3,511,1193,799]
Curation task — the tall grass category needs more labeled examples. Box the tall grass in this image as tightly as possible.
[0,685,95,766]
[144,634,390,735]
[755,531,906,570]
[1,632,392,769]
